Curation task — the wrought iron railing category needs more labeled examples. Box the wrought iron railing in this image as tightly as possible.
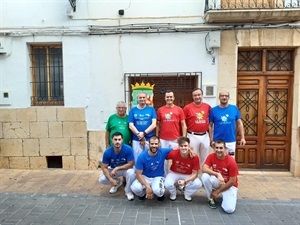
[31,81,64,106]
[205,0,300,12]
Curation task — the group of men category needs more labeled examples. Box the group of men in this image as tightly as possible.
[100,88,246,213]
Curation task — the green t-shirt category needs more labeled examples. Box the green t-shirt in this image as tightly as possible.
[105,114,131,146]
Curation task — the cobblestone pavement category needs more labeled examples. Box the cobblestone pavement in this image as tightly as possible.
[0,169,299,225]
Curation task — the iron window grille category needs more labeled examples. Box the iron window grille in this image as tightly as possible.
[30,45,64,106]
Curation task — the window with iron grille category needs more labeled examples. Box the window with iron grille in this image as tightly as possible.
[124,72,201,110]
[30,45,64,106]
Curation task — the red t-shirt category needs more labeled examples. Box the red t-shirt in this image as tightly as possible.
[167,149,200,174]
[204,153,239,187]
[183,102,211,132]
[157,105,185,140]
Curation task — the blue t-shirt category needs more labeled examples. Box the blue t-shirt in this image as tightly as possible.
[135,148,172,178]
[128,106,157,141]
[209,104,241,142]
[102,144,134,168]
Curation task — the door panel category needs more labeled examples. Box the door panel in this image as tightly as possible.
[237,76,292,170]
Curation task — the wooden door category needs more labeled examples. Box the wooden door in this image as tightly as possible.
[236,49,294,170]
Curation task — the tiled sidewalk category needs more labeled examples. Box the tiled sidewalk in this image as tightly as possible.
[0,169,299,225]
[0,169,299,201]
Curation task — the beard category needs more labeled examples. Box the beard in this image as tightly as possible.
[149,147,158,154]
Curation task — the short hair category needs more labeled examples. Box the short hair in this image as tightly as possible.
[116,101,126,107]
[112,132,123,139]
[177,136,190,145]
[214,139,226,148]
[192,88,203,95]
[149,135,160,143]
[138,91,147,97]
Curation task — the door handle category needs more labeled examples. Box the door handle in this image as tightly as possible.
[263,118,272,123]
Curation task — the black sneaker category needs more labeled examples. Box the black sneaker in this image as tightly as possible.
[157,195,165,203]
[138,195,146,201]
[208,199,217,209]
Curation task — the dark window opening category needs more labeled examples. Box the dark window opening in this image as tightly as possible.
[46,156,63,168]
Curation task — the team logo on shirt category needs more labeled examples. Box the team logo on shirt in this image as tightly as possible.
[196,111,205,120]
[164,112,172,120]
[150,161,160,171]
[220,114,231,124]
[195,111,206,124]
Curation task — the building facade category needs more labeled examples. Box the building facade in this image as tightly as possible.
[0,0,299,175]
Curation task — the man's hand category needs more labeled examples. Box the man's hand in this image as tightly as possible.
[109,178,118,186]
[188,148,196,158]
[217,173,225,186]
[145,186,154,199]
[110,168,118,177]
[210,189,220,199]
[139,137,146,146]
[239,138,246,146]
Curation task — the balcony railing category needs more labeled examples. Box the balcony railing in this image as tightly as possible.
[205,0,300,12]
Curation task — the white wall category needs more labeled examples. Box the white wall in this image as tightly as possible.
[0,0,220,130]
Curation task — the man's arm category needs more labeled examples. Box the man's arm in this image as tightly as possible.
[208,122,214,147]
[136,169,154,199]
[211,176,236,199]
[236,119,246,145]
[183,169,198,184]
[111,160,134,176]
[202,164,225,185]
[156,120,161,136]
[180,119,187,137]
[105,131,110,149]
[101,163,118,186]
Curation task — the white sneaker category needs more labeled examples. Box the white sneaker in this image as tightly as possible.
[109,178,122,194]
[184,193,192,202]
[169,193,177,201]
[126,192,135,201]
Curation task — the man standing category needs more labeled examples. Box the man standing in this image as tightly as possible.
[183,88,211,168]
[156,90,186,147]
[209,91,246,156]
[156,90,186,174]
[165,137,202,202]
[130,136,172,203]
[105,101,131,148]
[128,91,157,162]
[98,132,135,201]
[202,139,239,213]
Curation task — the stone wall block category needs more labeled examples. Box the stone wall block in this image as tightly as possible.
[88,130,104,170]
[36,107,57,122]
[275,29,293,46]
[62,156,75,170]
[75,156,89,170]
[63,122,87,138]
[0,156,9,168]
[29,157,47,169]
[57,108,85,121]
[9,156,30,169]
[3,122,30,138]
[23,139,40,156]
[0,123,2,138]
[17,108,37,122]
[49,122,63,138]
[0,109,17,122]
[262,29,275,46]
[40,138,71,156]
[71,137,88,156]
[29,122,49,138]
[0,139,23,156]
[219,31,238,55]
[237,30,250,46]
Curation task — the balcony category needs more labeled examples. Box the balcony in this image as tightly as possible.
[204,0,300,23]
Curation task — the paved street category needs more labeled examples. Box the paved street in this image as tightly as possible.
[0,169,299,225]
